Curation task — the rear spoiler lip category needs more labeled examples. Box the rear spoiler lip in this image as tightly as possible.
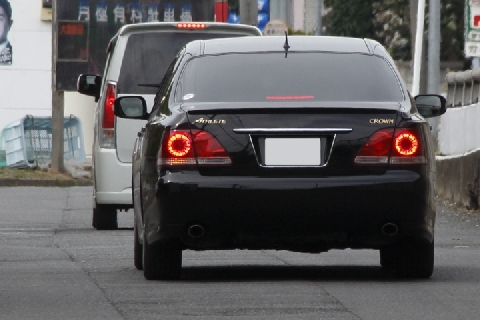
[182,101,402,114]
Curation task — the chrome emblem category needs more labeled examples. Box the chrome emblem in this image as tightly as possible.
[193,118,226,124]
[369,118,394,124]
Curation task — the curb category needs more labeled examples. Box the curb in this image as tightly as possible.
[0,179,93,187]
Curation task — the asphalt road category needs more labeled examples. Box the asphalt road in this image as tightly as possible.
[1,186,480,320]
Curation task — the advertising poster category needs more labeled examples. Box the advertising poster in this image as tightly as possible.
[0,0,13,65]
[56,0,215,91]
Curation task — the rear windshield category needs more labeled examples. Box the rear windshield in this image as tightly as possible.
[117,32,250,94]
[175,52,405,102]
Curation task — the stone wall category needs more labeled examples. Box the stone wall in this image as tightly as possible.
[436,151,480,209]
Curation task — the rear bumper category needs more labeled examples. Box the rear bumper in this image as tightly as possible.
[143,170,435,252]
[93,147,132,207]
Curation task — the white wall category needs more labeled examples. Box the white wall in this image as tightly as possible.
[438,104,480,156]
[0,1,51,133]
[0,1,94,157]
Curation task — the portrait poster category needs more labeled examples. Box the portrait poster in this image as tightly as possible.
[0,0,13,65]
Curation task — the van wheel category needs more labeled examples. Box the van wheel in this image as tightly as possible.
[92,204,118,230]
[395,239,434,279]
[134,223,143,270]
[143,231,182,280]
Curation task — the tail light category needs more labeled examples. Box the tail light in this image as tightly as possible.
[354,128,426,165]
[99,82,117,148]
[157,129,232,167]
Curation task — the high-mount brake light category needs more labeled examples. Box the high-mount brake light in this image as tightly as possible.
[354,128,426,165]
[157,130,232,167]
[100,82,117,148]
[176,23,206,29]
[266,95,314,100]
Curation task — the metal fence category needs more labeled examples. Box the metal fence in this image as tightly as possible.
[445,68,480,107]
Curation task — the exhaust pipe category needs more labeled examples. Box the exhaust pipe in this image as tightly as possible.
[187,224,205,238]
[381,223,399,236]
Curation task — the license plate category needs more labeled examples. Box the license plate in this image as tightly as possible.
[265,138,321,166]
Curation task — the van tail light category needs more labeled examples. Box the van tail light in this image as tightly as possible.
[99,82,117,148]
[354,128,426,165]
[157,129,232,167]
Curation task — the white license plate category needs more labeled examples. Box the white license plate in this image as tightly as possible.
[265,138,321,166]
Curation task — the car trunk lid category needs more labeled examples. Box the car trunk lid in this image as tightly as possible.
[183,101,401,177]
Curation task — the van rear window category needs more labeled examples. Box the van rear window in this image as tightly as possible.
[117,32,247,94]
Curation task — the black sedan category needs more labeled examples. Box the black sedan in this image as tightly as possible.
[114,35,446,280]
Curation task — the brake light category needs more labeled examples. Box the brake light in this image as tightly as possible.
[354,128,426,165]
[158,130,232,167]
[99,82,117,148]
[176,23,206,29]
[266,96,314,100]
[394,132,418,156]
[168,133,192,157]
[103,83,116,129]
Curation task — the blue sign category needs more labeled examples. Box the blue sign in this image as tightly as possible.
[228,12,240,24]
[258,13,268,31]
[258,0,269,12]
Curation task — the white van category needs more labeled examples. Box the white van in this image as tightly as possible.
[77,22,262,230]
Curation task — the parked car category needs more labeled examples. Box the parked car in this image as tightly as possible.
[76,22,262,230]
[114,35,446,280]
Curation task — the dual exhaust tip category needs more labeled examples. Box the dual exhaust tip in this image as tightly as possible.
[187,224,205,238]
[381,222,399,236]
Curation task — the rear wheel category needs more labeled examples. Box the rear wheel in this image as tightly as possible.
[92,204,118,230]
[395,239,434,279]
[142,231,182,280]
[134,223,143,270]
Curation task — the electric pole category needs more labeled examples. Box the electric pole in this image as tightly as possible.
[428,0,440,94]
[427,0,441,151]
[316,0,323,35]
[240,0,258,26]
[51,0,65,173]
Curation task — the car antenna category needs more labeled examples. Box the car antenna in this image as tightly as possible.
[283,31,290,58]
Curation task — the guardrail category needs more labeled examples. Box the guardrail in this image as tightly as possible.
[445,68,480,107]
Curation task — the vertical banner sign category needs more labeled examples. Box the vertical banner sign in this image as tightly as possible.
[56,0,214,91]
[466,0,480,57]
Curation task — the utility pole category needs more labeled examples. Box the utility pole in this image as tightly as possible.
[315,0,323,35]
[412,0,426,96]
[270,0,287,23]
[51,0,64,173]
[427,0,441,151]
[240,0,258,26]
[428,0,440,94]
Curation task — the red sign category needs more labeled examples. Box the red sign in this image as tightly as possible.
[60,23,85,35]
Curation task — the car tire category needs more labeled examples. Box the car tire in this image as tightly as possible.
[92,204,118,230]
[395,238,434,279]
[142,231,182,280]
[134,222,143,270]
[379,245,396,270]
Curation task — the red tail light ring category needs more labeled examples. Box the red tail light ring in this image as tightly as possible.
[354,128,426,165]
[394,132,418,156]
[167,133,192,157]
[158,129,232,167]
